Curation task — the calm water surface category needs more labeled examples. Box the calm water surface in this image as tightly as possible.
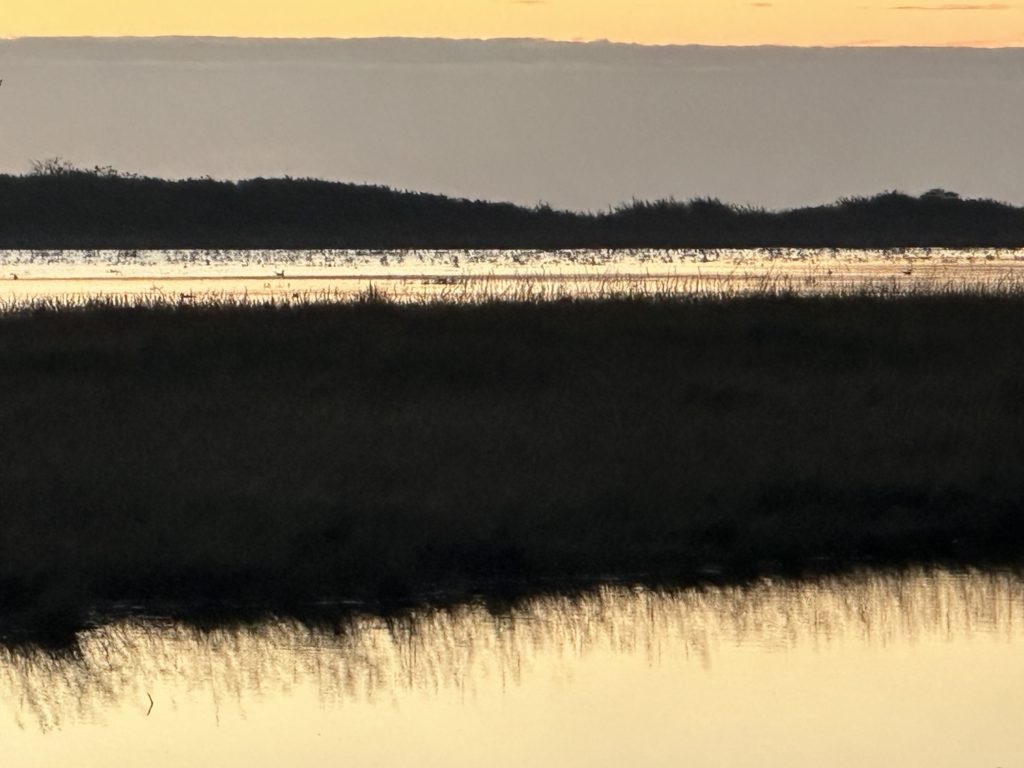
[3,248,1024,304]
[3,569,1023,766]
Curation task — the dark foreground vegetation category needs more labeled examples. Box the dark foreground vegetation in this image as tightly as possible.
[2,164,1024,248]
[3,293,1024,644]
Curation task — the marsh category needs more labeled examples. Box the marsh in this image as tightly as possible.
[3,284,1024,643]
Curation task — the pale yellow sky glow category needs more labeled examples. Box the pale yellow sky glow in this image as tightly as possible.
[4,0,1024,46]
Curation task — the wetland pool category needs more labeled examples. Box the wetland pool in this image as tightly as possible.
[3,568,1023,766]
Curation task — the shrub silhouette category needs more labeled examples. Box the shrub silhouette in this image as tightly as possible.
[1,165,1021,249]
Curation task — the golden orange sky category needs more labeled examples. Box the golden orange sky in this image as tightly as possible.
[3,0,1023,46]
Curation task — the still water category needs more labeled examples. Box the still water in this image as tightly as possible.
[3,248,1024,305]
[3,569,1023,766]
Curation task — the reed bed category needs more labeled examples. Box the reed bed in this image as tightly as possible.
[7,268,1024,315]
[4,287,1024,644]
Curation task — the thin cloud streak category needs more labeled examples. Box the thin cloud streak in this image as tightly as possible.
[890,3,1012,10]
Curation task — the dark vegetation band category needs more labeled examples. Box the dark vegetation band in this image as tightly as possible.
[4,293,1024,643]
[1,163,1021,249]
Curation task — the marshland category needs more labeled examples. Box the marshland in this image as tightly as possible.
[6,31,1024,766]
[6,197,1024,768]
[4,270,1024,645]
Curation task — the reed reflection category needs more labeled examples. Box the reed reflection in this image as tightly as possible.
[3,568,1023,733]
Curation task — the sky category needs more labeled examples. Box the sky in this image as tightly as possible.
[3,0,1024,47]
[2,38,1022,210]
[2,4,1023,208]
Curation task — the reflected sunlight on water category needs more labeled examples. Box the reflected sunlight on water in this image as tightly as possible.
[3,248,1024,305]
[3,569,1024,766]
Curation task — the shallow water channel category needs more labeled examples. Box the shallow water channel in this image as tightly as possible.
[3,248,1024,305]
[3,568,1023,765]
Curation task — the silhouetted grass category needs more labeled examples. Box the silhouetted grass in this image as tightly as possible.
[2,168,1023,248]
[4,291,1024,643]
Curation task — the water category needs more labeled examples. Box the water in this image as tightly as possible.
[4,568,1024,766]
[3,248,1024,305]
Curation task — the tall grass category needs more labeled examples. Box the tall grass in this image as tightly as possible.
[3,289,1024,643]
[7,268,1024,316]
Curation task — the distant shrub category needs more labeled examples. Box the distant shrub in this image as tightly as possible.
[0,172,1021,248]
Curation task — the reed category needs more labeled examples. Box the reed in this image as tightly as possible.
[3,290,1024,644]
[6,267,1024,316]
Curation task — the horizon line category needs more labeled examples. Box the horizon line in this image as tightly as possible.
[3,34,1024,50]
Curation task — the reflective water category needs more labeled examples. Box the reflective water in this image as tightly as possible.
[3,248,1024,305]
[3,569,1024,765]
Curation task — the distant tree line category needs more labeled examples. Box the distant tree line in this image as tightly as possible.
[1,162,1021,249]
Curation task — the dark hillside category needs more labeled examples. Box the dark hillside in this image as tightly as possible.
[1,168,1021,249]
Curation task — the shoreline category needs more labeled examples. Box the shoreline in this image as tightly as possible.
[4,248,1024,308]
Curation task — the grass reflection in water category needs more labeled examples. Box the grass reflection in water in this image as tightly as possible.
[3,568,1022,733]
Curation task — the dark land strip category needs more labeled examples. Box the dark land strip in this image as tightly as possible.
[2,170,1024,249]
[3,293,1024,645]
